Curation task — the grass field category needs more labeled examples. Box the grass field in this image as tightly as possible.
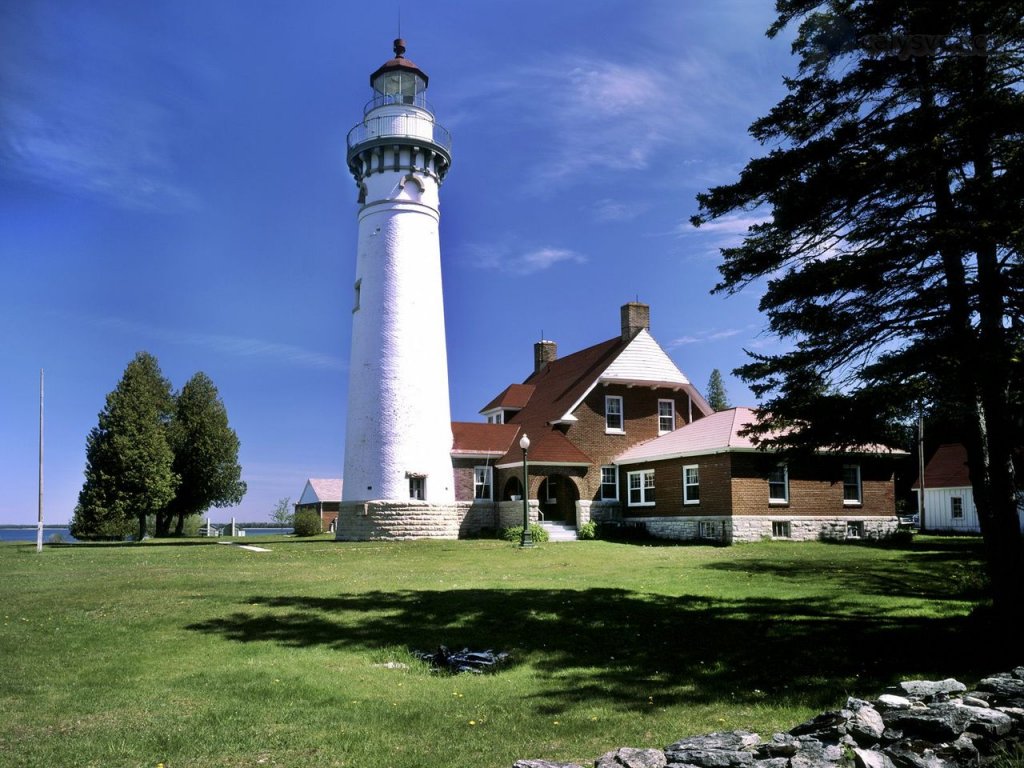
[0,535,1004,768]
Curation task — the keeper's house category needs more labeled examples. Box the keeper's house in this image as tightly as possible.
[613,406,903,543]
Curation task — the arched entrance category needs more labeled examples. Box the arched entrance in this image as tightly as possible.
[538,474,580,524]
[502,476,523,501]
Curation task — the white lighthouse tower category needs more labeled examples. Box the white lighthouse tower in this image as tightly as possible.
[340,39,455,516]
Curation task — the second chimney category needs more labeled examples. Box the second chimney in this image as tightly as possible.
[534,340,557,373]
[621,302,650,341]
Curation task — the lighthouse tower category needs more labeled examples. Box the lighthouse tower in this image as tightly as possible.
[340,40,455,514]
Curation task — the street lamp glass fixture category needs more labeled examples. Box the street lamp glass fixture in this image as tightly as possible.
[519,434,530,451]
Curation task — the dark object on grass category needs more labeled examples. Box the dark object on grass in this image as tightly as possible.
[414,645,510,674]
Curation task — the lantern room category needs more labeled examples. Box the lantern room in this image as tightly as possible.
[369,38,429,110]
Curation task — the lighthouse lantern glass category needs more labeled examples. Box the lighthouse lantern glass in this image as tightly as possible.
[373,70,425,106]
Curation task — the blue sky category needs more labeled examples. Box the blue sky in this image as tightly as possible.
[0,0,797,525]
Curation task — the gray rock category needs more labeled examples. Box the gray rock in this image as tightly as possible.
[881,729,904,743]
[961,696,989,708]
[789,742,844,768]
[790,710,851,738]
[756,734,801,759]
[877,695,913,711]
[595,747,667,768]
[956,703,1013,737]
[1012,667,1024,681]
[754,759,790,768]
[976,676,1024,701]
[888,705,971,741]
[890,680,967,701]
[665,732,760,768]
[848,705,886,745]
[934,734,979,766]
[513,762,586,768]
[882,740,950,768]
[853,747,895,768]
[996,706,1024,723]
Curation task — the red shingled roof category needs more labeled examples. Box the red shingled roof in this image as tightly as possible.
[490,337,627,465]
[480,383,535,413]
[451,422,520,456]
[913,443,971,489]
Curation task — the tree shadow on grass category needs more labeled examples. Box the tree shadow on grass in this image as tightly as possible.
[186,586,1007,715]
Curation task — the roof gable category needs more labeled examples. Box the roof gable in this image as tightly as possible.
[451,422,520,456]
[913,443,971,489]
[480,383,535,413]
[601,329,690,385]
[299,478,343,504]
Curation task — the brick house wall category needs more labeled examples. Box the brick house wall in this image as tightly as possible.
[571,384,699,501]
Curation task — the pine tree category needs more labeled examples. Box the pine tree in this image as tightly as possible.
[693,1,1024,614]
[162,372,247,536]
[706,369,730,412]
[70,352,178,540]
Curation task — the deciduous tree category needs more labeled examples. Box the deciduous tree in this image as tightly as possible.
[693,1,1023,613]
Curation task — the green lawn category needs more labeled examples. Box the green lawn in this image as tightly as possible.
[0,535,1001,768]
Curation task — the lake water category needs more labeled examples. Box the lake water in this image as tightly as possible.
[0,526,294,543]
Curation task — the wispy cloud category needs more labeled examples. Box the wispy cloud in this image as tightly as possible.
[88,316,345,371]
[666,325,753,349]
[0,6,199,211]
[677,212,770,258]
[466,242,587,275]
[593,198,648,222]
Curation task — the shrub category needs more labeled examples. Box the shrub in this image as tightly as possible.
[500,523,549,543]
[577,520,597,540]
[292,510,323,537]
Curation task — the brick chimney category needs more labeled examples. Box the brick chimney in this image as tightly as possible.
[621,302,650,341]
[534,340,557,372]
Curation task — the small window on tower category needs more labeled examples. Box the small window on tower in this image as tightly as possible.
[353,279,362,313]
[409,475,425,500]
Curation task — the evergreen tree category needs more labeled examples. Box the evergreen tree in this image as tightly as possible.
[706,369,731,412]
[70,352,178,541]
[162,372,247,536]
[693,1,1024,614]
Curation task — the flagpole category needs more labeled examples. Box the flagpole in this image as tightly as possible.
[37,368,44,553]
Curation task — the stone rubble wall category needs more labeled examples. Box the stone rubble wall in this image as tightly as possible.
[513,669,1024,768]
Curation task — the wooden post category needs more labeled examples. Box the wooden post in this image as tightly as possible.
[36,369,44,553]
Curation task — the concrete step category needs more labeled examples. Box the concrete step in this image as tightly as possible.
[539,521,578,541]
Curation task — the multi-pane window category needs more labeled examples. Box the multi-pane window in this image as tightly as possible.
[409,476,425,500]
[843,464,862,504]
[951,496,964,519]
[605,396,624,432]
[683,465,700,505]
[699,520,719,540]
[658,400,675,434]
[772,520,791,538]
[846,520,864,539]
[473,466,493,500]
[600,466,618,501]
[768,464,789,504]
[486,412,503,424]
[627,469,655,506]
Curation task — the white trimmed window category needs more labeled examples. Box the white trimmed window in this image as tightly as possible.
[843,464,862,505]
[473,466,493,500]
[683,464,700,505]
[768,464,789,504]
[627,469,655,506]
[846,520,864,539]
[658,399,675,434]
[600,466,618,501]
[605,395,624,433]
[409,475,425,500]
[951,496,964,519]
[772,520,791,538]
[486,412,504,424]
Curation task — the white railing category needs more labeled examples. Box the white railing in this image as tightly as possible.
[347,114,451,152]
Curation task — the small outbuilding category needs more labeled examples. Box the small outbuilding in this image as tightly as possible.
[296,478,343,532]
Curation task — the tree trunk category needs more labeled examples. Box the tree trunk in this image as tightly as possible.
[174,512,185,536]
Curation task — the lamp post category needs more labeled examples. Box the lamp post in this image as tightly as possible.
[519,433,533,548]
